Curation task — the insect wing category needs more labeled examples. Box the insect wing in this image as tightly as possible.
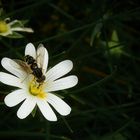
[2,58,26,78]
[13,59,31,74]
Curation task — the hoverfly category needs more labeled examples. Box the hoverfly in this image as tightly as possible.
[24,55,45,83]
[12,44,47,85]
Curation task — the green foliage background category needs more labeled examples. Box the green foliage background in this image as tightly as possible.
[0,0,140,139]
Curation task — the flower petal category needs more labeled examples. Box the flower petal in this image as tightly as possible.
[37,44,48,74]
[45,75,78,92]
[4,89,26,107]
[8,20,18,26]
[1,57,26,78]
[0,72,25,88]
[11,27,34,33]
[17,97,36,119]
[47,93,71,116]
[37,99,57,121]
[45,60,73,82]
[25,43,36,59]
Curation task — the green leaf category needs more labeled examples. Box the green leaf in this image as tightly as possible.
[6,32,24,38]
[107,30,123,56]
[31,105,37,117]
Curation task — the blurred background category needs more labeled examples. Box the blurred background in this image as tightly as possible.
[0,0,140,139]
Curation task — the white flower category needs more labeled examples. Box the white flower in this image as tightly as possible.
[0,43,78,121]
[0,19,33,37]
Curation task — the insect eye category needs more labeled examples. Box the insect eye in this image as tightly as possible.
[24,55,29,62]
[24,55,35,64]
[31,63,38,69]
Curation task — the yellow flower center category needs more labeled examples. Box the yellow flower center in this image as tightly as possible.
[0,21,9,33]
[29,79,46,99]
